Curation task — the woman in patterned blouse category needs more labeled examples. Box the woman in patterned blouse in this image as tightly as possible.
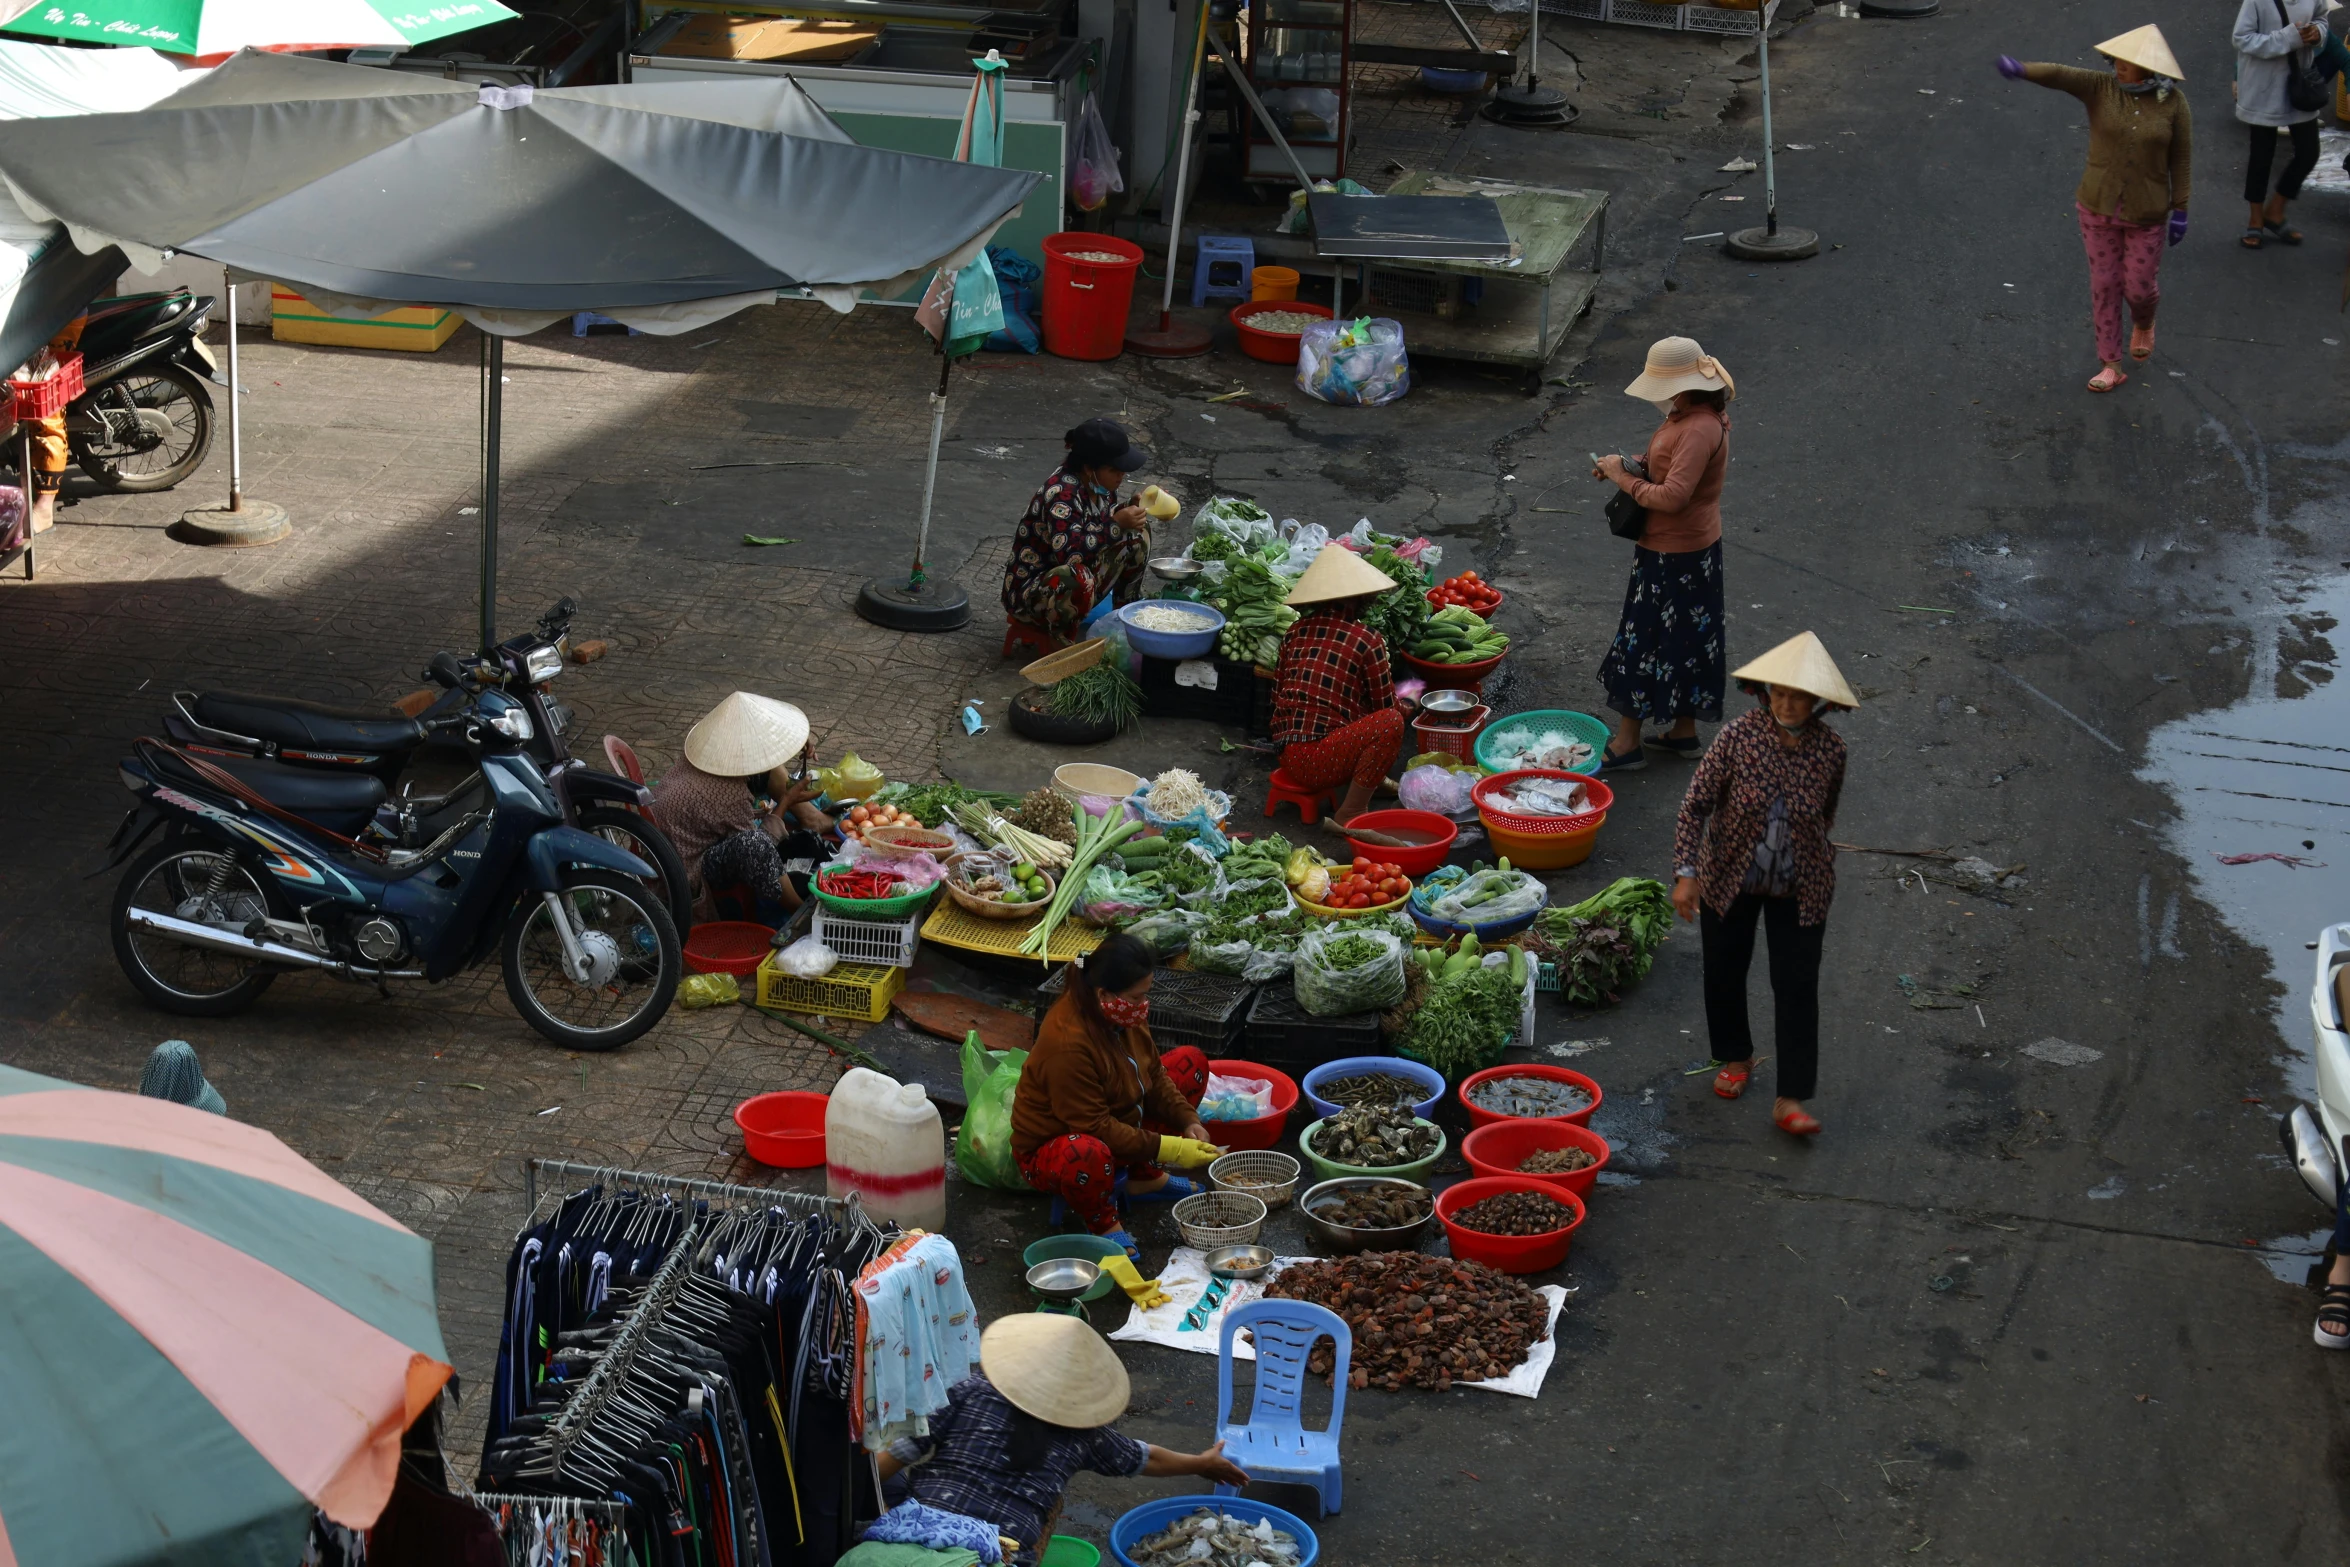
[1670,632,1855,1137]
[1001,418,1155,641]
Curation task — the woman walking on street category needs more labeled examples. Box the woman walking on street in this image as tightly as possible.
[2232,0,2327,248]
[1997,25,2191,392]
[1591,337,1733,774]
[1671,632,1854,1138]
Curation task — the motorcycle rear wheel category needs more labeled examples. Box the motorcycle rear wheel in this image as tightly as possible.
[575,806,694,938]
[110,839,282,1016]
[71,364,214,493]
[501,868,680,1051]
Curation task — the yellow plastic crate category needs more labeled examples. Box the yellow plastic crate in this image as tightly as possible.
[755,955,906,1021]
[919,899,1104,966]
[270,287,459,352]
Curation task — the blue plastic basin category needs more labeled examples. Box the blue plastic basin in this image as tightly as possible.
[1109,1498,1319,1567]
[1301,1054,1446,1122]
[1117,598,1225,660]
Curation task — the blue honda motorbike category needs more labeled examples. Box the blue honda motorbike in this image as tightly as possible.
[104,687,681,1051]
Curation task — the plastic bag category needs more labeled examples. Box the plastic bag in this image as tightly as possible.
[1080,864,1164,924]
[917,249,1006,356]
[1200,1072,1275,1121]
[1128,788,1234,856]
[1187,930,1297,984]
[815,752,884,802]
[954,1029,1032,1190]
[1430,868,1547,925]
[1293,925,1408,1017]
[983,244,1041,354]
[1278,521,1332,576]
[1297,316,1411,407]
[677,972,741,1009]
[1127,906,1208,958]
[773,934,839,978]
[1069,92,1124,212]
[889,851,950,890]
[1398,763,1475,818]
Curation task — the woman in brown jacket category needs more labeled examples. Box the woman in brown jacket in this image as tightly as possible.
[1011,934,1218,1259]
[1998,25,2191,392]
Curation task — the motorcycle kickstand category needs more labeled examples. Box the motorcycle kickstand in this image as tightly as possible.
[540,891,593,983]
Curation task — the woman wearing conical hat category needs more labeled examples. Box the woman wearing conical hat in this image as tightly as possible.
[1997,25,2191,393]
[1670,633,1854,1138]
[648,691,832,919]
[1269,544,1413,825]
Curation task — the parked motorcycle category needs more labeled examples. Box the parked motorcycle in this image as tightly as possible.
[105,685,681,1051]
[161,598,694,935]
[62,288,221,493]
[2282,924,2350,1230]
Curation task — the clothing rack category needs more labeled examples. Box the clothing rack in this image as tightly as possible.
[523,1157,858,1218]
[463,1488,631,1559]
[539,1225,699,1450]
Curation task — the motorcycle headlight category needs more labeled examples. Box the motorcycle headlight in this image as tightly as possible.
[486,705,535,742]
[525,644,564,683]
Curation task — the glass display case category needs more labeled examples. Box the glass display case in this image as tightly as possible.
[1243,0,1351,180]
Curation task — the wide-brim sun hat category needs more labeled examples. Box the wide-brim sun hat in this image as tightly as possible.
[2095,23,2182,81]
[980,1313,1131,1428]
[1733,631,1860,710]
[682,691,811,777]
[1285,542,1399,606]
[1624,336,1736,402]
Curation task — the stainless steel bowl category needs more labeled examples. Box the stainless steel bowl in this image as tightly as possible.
[1205,1242,1276,1280]
[1026,1256,1102,1302]
[1299,1176,1436,1255]
[1149,556,1204,583]
[1419,688,1480,714]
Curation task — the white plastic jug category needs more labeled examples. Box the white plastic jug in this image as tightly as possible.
[825,1067,946,1232]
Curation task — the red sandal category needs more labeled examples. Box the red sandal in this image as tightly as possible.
[1712,1063,1750,1099]
[1774,1104,1822,1137]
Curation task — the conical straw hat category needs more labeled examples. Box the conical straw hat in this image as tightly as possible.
[1732,631,1859,709]
[2095,24,2182,80]
[980,1313,1131,1428]
[682,691,811,776]
[1285,543,1398,606]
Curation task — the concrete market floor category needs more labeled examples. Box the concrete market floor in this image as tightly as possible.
[4,0,2350,1559]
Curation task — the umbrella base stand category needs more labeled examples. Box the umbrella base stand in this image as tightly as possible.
[1858,0,1939,16]
[1482,82,1577,127]
[1725,223,1820,262]
[172,498,288,548]
[1125,312,1213,358]
[857,575,971,632]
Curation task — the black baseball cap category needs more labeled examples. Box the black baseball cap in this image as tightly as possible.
[1065,417,1149,474]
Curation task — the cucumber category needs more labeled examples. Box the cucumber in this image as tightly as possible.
[1460,932,1481,960]
[1508,946,1526,987]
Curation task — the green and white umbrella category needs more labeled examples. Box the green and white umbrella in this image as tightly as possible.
[0,0,517,60]
[0,1062,453,1567]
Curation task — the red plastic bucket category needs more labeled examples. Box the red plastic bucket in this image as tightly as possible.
[1458,1064,1603,1130]
[1435,1176,1584,1274]
[1203,1058,1299,1151]
[686,920,775,975]
[1042,233,1144,360]
[1461,1119,1611,1200]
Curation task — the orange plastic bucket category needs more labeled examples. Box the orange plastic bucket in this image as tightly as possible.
[1251,265,1300,301]
[1041,232,1144,360]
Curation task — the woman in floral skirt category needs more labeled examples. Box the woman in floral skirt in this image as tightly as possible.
[1591,336,1733,773]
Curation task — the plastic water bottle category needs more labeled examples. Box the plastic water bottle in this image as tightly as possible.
[825,1066,947,1232]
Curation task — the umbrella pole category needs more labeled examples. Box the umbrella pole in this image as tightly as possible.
[853,338,971,632]
[1125,0,1213,358]
[1724,19,1819,262]
[174,268,286,546]
[479,331,503,652]
[910,347,951,586]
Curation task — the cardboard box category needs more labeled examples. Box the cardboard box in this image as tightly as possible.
[665,14,878,61]
[270,288,458,352]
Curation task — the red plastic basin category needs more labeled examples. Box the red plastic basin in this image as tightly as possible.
[1399,647,1506,694]
[686,920,775,976]
[1458,1064,1603,1131]
[1436,1175,1584,1274]
[1230,299,1333,364]
[1203,1058,1299,1151]
[1461,1119,1611,1200]
[1338,809,1459,878]
[734,1090,828,1168]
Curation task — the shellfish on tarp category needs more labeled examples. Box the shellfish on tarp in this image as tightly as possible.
[1127,1508,1304,1567]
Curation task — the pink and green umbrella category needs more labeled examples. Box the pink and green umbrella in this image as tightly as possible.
[0,0,517,60]
[0,1061,452,1566]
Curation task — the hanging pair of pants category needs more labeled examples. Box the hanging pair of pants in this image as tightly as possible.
[2075,202,2164,366]
[1016,1045,1209,1235]
[1701,894,1826,1100]
[2245,119,2322,203]
[1279,705,1407,793]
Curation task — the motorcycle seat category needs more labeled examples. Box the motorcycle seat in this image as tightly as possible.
[148,747,388,838]
[192,691,427,754]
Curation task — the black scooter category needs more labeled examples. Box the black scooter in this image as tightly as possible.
[60,288,222,493]
[161,599,694,934]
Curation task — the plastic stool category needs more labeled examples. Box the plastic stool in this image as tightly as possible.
[1265,767,1334,825]
[572,310,641,337]
[1190,235,1256,308]
[1003,620,1058,662]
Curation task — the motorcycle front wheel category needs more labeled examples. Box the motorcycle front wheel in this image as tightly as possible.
[574,806,694,939]
[501,868,680,1051]
[110,839,282,1016]
[70,364,214,493]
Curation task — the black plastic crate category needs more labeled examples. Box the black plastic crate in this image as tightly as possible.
[1137,654,1258,728]
[1037,963,1256,1055]
[1240,980,1384,1076]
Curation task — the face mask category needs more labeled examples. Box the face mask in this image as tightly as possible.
[1098,991,1150,1028]
[2118,78,2158,95]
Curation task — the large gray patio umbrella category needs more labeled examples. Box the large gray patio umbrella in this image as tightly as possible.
[0,50,1039,646]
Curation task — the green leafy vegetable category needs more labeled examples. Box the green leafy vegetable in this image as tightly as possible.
[874,781,1017,829]
[1047,661,1144,728]
[1531,877,1674,1006]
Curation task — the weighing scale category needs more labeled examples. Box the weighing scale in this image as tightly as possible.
[1026,1256,1101,1320]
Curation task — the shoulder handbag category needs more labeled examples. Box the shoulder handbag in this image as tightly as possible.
[1604,454,1648,541]
[2275,0,2332,113]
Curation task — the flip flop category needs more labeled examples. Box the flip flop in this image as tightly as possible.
[1774,1104,1823,1137]
[1713,1063,1751,1100]
[1102,1227,1143,1263]
[2087,367,2127,394]
[2240,227,2267,249]
[2265,220,2305,246]
[1120,1174,1202,1203]
[2129,324,2155,361]
[1645,733,1703,757]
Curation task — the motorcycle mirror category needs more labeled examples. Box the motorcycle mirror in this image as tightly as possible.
[540,597,576,631]
[425,651,464,689]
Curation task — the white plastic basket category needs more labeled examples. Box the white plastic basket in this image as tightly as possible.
[813,906,920,969]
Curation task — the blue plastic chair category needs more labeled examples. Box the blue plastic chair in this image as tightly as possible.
[1214,1299,1348,1517]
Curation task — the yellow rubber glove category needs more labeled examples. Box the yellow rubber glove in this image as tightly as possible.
[1157,1135,1223,1169]
[1095,1253,1170,1309]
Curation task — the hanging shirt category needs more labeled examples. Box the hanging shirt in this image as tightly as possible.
[856,1233,978,1451]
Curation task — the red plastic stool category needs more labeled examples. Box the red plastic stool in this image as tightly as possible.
[1002,620,1058,662]
[1265,768,1335,825]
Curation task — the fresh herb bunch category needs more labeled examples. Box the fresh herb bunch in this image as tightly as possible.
[1154,845,1216,895]
[1046,660,1144,729]
[1012,787,1078,845]
[1358,547,1432,652]
[1401,963,1521,1080]
[1532,877,1673,1006]
[875,781,1016,829]
[1321,934,1385,969]
[1219,833,1293,885]
[1214,880,1293,924]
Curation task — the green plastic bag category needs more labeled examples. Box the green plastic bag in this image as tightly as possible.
[954,1028,1031,1190]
